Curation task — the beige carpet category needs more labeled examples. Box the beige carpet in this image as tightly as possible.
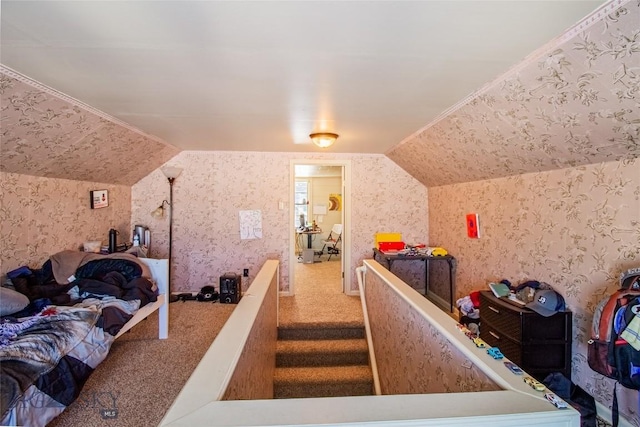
[279,258,364,328]
[48,301,235,427]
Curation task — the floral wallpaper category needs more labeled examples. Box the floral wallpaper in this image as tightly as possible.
[364,268,501,395]
[0,66,180,186]
[387,0,639,188]
[131,151,429,294]
[429,158,640,425]
[0,171,132,277]
[222,271,278,400]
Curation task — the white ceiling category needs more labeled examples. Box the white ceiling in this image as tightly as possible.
[0,1,604,154]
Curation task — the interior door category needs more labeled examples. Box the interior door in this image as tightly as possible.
[289,159,351,296]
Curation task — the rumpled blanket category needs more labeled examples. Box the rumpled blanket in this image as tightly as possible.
[0,301,137,426]
[1,306,101,417]
[49,250,152,284]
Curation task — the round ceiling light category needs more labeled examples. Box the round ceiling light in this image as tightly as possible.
[309,132,339,148]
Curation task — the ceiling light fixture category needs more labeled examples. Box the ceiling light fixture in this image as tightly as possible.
[309,132,338,148]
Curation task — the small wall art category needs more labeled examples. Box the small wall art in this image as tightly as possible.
[329,194,342,211]
[466,213,480,238]
[90,190,109,209]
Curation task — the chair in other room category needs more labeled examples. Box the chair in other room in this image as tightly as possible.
[319,224,343,261]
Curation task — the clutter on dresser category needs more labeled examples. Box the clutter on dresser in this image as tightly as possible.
[486,279,566,316]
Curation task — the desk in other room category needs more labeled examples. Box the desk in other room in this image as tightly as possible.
[296,229,322,249]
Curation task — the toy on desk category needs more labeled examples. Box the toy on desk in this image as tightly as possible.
[487,347,504,359]
[426,247,448,256]
[523,376,546,391]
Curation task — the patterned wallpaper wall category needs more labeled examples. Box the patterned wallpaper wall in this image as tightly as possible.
[365,270,501,395]
[387,0,639,188]
[0,171,132,277]
[428,158,640,424]
[222,271,277,400]
[131,151,429,294]
[0,66,180,186]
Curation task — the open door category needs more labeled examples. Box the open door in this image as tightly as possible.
[289,159,351,296]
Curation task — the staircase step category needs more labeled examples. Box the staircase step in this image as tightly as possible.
[273,365,373,398]
[276,338,369,367]
[278,325,365,341]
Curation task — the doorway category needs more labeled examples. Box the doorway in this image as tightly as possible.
[289,159,351,296]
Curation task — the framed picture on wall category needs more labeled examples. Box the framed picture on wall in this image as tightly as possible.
[329,194,342,211]
[90,190,109,209]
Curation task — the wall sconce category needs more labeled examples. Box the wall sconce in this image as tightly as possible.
[309,132,338,148]
[151,200,170,218]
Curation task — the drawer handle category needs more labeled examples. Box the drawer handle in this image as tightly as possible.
[489,306,500,314]
[489,331,501,340]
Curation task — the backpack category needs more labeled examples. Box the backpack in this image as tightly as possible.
[587,267,640,426]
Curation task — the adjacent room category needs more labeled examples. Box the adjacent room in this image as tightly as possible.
[1,1,638,426]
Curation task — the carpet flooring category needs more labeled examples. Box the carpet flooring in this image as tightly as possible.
[280,258,364,328]
[47,259,364,426]
[48,301,236,427]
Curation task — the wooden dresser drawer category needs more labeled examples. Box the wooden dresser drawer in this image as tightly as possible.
[479,293,523,341]
[479,291,571,343]
[478,291,572,381]
[480,327,522,365]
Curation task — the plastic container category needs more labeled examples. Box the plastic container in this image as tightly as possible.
[375,232,402,249]
[379,241,405,251]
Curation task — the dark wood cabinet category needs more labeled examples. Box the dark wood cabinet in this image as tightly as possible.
[479,291,572,381]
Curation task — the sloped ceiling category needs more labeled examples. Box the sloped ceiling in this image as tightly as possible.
[0,67,180,185]
[387,0,639,187]
[0,1,603,154]
[0,1,637,188]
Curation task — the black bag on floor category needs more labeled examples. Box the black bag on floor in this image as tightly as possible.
[543,372,597,427]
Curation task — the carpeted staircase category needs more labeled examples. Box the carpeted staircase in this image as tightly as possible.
[274,324,374,398]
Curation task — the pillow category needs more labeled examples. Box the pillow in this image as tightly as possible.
[0,286,30,316]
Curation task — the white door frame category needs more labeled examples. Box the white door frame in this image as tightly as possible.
[288,159,353,296]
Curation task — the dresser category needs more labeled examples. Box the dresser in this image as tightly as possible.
[479,291,572,381]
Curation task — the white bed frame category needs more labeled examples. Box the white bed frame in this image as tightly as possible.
[114,257,169,339]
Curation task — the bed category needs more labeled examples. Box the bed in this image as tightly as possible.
[0,251,168,427]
